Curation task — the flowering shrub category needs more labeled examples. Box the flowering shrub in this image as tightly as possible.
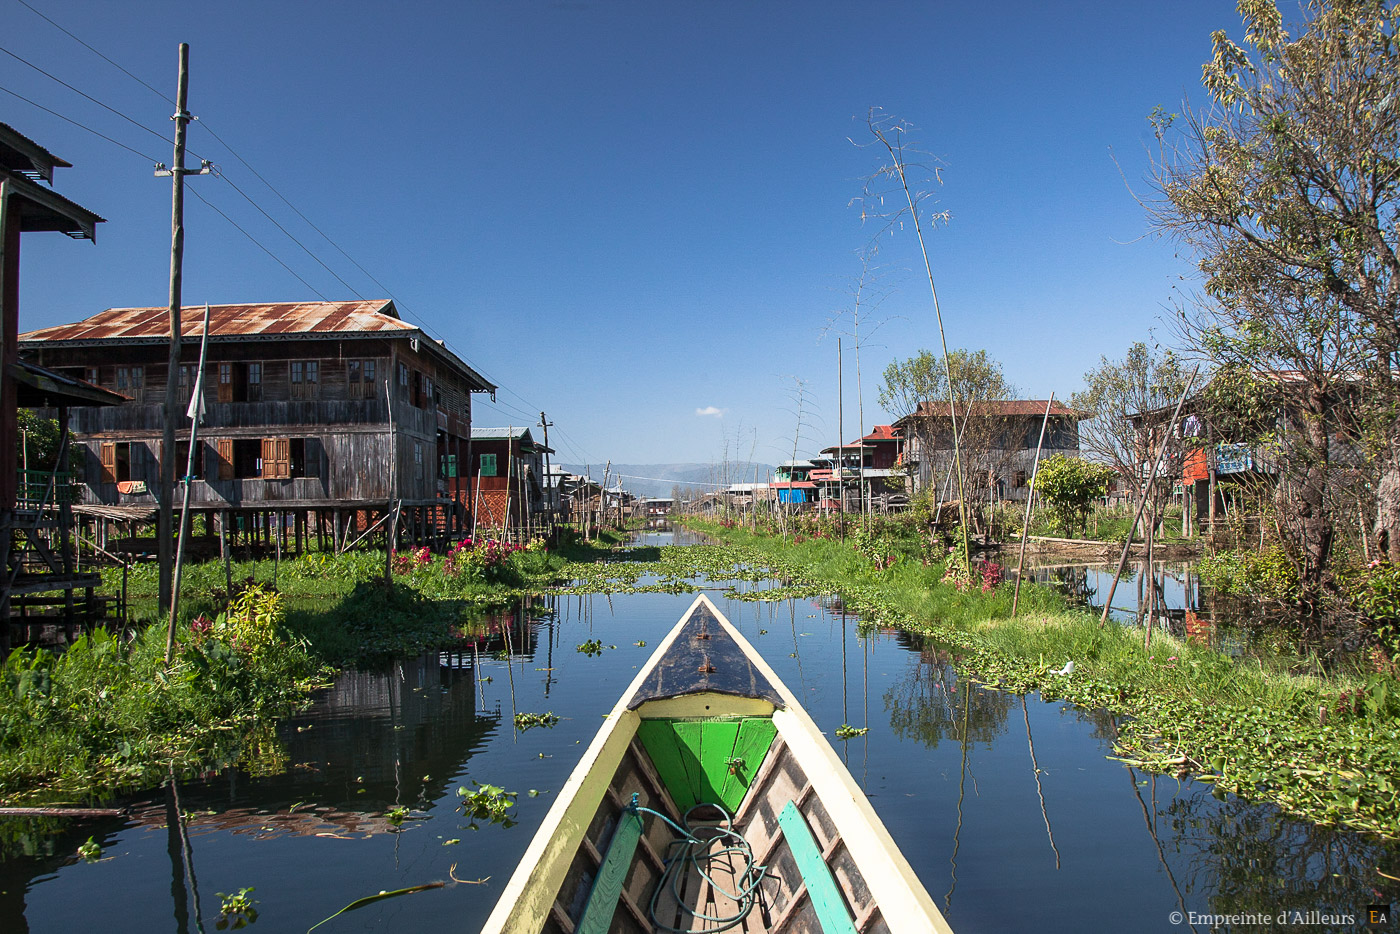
[979,562,1004,593]
[391,546,433,575]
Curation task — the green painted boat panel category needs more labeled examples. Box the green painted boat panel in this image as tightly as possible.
[636,717,777,813]
[722,718,778,807]
[777,800,857,934]
[576,810,644,934]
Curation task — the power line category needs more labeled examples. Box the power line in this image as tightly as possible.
[0,43,178,151]
[186,186,330,300]
[14,0,173,104]
[211,167,365,299]
[0,82,161,163]
[8,7,588,461]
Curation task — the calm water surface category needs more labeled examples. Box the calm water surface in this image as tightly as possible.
[3,531,1397,933]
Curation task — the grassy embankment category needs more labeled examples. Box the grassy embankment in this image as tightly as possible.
[0,529,629,803]
[682,517,1400,839]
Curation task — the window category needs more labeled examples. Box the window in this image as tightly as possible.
[99,442,133,483]
[416,373,435,409]
[398,362,410,396]
[219,439,263,479]
[247,362,263,401]
[262,438,291,479]
[85,366,100,385]
[1015,470,1027,489]
[347,359,377,398]
[441,454,457,479]
[290,438,320,478]
[115,366,144,399]
[291,360,320,400]
[175,441,204,480]
[178,365,197,403]
[479,453,497,477]
[414,443,424,481]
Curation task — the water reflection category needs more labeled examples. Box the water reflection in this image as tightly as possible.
[5,554,1399,934]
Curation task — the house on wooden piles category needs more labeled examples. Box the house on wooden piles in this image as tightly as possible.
[18,300,496,554]
[467,426,553,534]
[892,400,1081,502]
[813,425,907,512]
[1128,370,1365,536]
[770,460,816,508]
[1,122,126,651]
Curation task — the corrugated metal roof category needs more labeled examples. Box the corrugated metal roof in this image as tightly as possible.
[18,300,410,343]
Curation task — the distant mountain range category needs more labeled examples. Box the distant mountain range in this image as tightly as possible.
[559,463,774,499]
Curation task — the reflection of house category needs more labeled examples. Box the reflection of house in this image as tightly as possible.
[637,497,675,517]
[467,427,552,531]
[20,300,495,549]
[893,401,1081,501]
[1,123,124,651]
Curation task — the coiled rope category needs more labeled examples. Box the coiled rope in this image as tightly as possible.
[627,794,768,932]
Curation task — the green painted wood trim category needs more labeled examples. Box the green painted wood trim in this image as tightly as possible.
[777,800,857,934]
[576,810,643,934]
[636,717,777,813]
[722,718,777,807]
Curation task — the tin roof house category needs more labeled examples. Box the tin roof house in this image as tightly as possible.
[19,299,495,552]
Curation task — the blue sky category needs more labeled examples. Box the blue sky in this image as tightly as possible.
[4,0,1235,467]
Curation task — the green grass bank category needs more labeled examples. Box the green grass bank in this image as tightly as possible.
[681,518,1400,839]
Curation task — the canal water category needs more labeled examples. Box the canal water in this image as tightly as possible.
[2,531,1397,933]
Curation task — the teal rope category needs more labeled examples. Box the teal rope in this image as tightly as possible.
[627,794,767,933]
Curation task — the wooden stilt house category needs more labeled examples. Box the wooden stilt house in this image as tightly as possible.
[1,122,121,652]
[19,300,496,554]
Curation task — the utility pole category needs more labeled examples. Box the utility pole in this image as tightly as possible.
[539,411,554,526]
[156,43,210,614]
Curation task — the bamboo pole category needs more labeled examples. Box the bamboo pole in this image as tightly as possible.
[166,304,210,663]
[1100,366,1199,629]
[1011,394,1054,617]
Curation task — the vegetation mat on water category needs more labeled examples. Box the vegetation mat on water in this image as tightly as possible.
[0,586,325,804]
[682,519,1400,839]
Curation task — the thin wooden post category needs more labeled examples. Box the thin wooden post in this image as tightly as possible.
[220,510,231,596]
[1011,395,1054,617]
[1100,366,1198,629]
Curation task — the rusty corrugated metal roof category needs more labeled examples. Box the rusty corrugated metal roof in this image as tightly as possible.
[18,300,411,343]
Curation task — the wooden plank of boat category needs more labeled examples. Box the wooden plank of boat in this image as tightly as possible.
[481,593,953,934]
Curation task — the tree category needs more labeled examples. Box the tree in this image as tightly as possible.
[1073,344,1188,491]
[1032,454,1114,538]
[1148,0,1400,568]
[878,348,1018,522]
[1072,343,1190,536]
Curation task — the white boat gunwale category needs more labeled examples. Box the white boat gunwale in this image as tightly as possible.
[480,592,953,934]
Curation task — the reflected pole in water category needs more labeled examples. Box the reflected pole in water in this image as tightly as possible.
[841,615,849,767]
[1021,697,1061,870]
[165,775,206,934]
[787,598,807,690]
[946,680,971,909]
[502,610,519,738]
[1127,763,1199,934]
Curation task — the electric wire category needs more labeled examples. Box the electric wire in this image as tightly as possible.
[0,43,179,151]
[9,6,584,460]
[14,0,174,104]
[211,167,366,299]
[186,186,330,300]
[0,82,161,163]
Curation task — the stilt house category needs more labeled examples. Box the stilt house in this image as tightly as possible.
[1,122,122,651]
[19,300,495,550]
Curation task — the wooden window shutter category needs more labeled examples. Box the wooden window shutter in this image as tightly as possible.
[263,438,290,479]
[100,443,116,483]
[216,439,234,480]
